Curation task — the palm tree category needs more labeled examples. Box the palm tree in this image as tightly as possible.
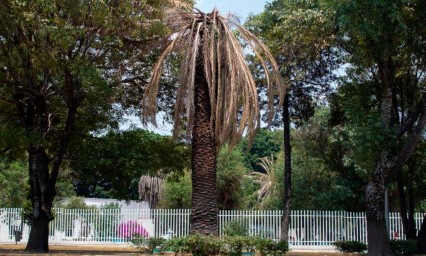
[250,155,279,205]
[138,175,163,209]
[142,8,283,235]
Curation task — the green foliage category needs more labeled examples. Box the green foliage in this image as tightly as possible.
[159,235,287,255]
[254,237,288,256]
[71,129,190,200]
[390,240,417,256]
[59,197,95,209]
[223,219,249,237]
[185,234,223,256]
[333,240,367,253]
[224,236,256,255]
[288,108,366,211]
[217,146,250,210]
[0,160,28,208]
[129,235,148,250]
[158,170,192,209]
[163,236,191,253]
[147,237,166,251]
[239,129,282,173]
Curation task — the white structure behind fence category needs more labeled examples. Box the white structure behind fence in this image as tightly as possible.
[0,208,424,246]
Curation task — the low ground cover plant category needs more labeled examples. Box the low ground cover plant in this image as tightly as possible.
[390,239,417,256]
[332,240,367,253]
[157,235,288,255]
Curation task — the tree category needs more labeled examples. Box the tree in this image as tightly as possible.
[330,0,426,254]
[216,146,250,210]
[158,171,192,209]
[71,129,190,200]
[0,0,182,251]
[246,0,338,241]
[141,9,283,235]
[0,159,28,208]
[250,154,282,209]
[239,129,282,173]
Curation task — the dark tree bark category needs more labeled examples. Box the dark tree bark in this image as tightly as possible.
[397,161,417,240]
[190,39,218,235]
[22,75,80,252]
[366,56,426,255]
[366,60,395,256]
[365,179,394,256]
[417,214,426,254]
[25,148,51,252]
[280,93,291,242]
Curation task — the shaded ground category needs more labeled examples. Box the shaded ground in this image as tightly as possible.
[0,244,366,256]
[0,244,141,255]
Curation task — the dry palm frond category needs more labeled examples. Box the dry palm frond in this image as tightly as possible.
[142,9,284,148]
[138,175,163,208]
[250,155,277,201]
[163,0,192,11]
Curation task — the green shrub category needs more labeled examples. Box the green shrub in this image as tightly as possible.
[147,237,166,251]
[164,236,190,253]
[185,234,223,256]
[276,240,289,254]
[390,240,417,256]
[333,240,367,253]
[129,235,148,249]
[223,218,249,237]
[254,237,278,256]
[223,236,256,255]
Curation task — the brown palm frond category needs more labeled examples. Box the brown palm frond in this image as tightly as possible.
[142,9,284,148]
[163,0,192,10]
[138,175,164,209]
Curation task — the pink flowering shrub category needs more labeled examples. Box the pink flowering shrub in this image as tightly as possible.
[117,221,148,238]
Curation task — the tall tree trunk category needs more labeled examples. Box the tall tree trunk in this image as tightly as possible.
[280,93,291,242]
[366,62,395,255]
[406,161,417,240]
[397,161,417,240]
[417,214,426,254]
[190,41,218,235]
[24,78,78,251]
[25,147,52,252]
[365,178,394,255]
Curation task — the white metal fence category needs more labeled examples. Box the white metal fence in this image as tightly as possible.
[0,208,424,246]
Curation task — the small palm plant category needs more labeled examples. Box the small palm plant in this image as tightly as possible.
[250,155,278,203]
[142,8,284,235]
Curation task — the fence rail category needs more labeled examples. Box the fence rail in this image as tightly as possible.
[0,208,424,246]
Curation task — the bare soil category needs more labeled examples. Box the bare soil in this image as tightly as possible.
[0,244,141,255]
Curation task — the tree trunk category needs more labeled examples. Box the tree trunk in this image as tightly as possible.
[416,214,426,254]
[397,161,417,240]
[190,41,218,235]
[366,61,394,256]
[25,147,52,252]
[281,93,291,242]
[406,161,417,240]
[365,179,394,256]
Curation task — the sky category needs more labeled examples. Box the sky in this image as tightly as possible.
[120,1,270,133]
[195,0,270,22]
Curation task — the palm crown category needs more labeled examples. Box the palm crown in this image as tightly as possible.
[142,8,284,148]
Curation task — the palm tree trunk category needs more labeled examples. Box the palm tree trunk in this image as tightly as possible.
[190,42,218,235]
[281,93,291,242]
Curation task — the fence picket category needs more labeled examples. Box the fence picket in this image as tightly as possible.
[0,208,424,246]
